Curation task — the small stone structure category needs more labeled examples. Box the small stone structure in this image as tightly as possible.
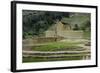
[45,13,90,39]
[45,21,83,39]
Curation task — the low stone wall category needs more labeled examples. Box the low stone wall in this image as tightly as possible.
[45,30,83,39]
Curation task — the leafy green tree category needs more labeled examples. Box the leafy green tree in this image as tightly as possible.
[73,24,79,30]
[22,10,70,38]
[81,20,91,31]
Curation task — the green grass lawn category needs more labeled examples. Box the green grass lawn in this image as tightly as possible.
[23,52,90,63]
[23,56,83,63]
[23,40,90,63]
[83,31,91,39]
[32,41,84,51]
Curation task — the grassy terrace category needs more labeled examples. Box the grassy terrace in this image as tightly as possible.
[23,56,83,63]
[22,40,90,63]
[32,41,84,51]
[23,52,90,62]
[23,53,90,63]
[83,31,91,39]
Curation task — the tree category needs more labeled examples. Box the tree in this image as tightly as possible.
[73,24,79,30]
[81,20,91,31]
[22,10,70,38]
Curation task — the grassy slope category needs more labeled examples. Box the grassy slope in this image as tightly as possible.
[83,31,91,39]
[23,41,88,62]
[23,56,83,63]
[32,41,83,51]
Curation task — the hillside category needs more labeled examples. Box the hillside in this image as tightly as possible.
[22,10,90,38]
